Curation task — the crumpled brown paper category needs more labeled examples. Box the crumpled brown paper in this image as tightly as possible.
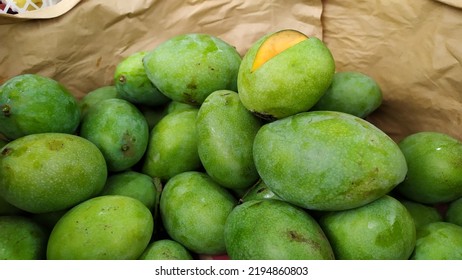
[322,0,462,142]
[0,0,323,100]
[1,0,461,143]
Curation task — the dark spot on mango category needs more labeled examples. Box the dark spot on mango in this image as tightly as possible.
[1,104,11,117]
[121,133,135,157]
[118,75,126,84]
[287,230,322,251]
[187,83,197,90]
[1,147,12,156]
[256,187,266,194]
[47,140,65,151]
[252,111,276,121]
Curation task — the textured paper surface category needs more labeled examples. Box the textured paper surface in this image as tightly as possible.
[0,0,323,99]
[1,0,461,142]
[323,0,462,141]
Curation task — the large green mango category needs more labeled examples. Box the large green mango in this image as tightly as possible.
[253,111,407,211]
[196,90,262,191]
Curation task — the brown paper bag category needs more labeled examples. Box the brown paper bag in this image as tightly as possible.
[323,0,462,142]
[0,0,323,99]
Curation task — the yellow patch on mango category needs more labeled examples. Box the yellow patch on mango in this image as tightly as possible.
[251,30,308,72]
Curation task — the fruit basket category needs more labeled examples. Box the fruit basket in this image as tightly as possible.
[0,0,462,263]
[0,0,61,14]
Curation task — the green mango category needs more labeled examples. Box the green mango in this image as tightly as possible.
[0,133,107,213]
[319,195,416,260]
[142,109,201,182]
[446,197,462,227]
[47,195,153,260]
[396,131,462,204]
[196,90,262,190]
[160,171,237,255]
[79,98,149,172]
[237,30,335,120]
[400,199,443,231]
[139,239,193,260]
[114,51,170,107]
[143,33,241,105]
[411,222,462,260]
[79,85,119,119]
[224,199,334,260]
[99,170,160,212]
[311,71,383,118]
[0,74,81,140]
[0,215,48,260]
[253,111,407,211]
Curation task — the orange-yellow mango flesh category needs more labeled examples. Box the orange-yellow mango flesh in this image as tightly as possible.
[251,30,308,72]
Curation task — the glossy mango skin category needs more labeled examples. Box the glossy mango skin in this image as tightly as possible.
[396,131,462,204]
[238,33,335,120]
[253,111,407,211]
[0,133,107,213]
[143,33,242,105]
[47,195,153,260]
[196,90,262,191]
[319,195,416,260]
[224,199,335,260]
[79,98,149,172]
[0,74,81,140]
[159,171,237,255]
[142,109,202,182]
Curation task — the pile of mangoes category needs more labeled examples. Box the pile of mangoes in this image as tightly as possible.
[1,29,461,260]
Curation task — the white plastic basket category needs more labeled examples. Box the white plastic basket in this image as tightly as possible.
[0,0,62,14]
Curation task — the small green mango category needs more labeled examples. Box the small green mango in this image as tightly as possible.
[253,111,407,211]
[160,171,237,255]
[396,131,462,204]
[139,239,193,260]
[0,74,81,140]
[47,195,153,260]
[400,199,443,231]
[319,195,416,260]
[196,90,262,191]
[79,98,149,172]
[79,85,119,119]
[99,170,160,212]
[143,33,241,105]
[311,71,383,118]
[114,51,170,107]
[142,109,201,182]
[224,199,334,260]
